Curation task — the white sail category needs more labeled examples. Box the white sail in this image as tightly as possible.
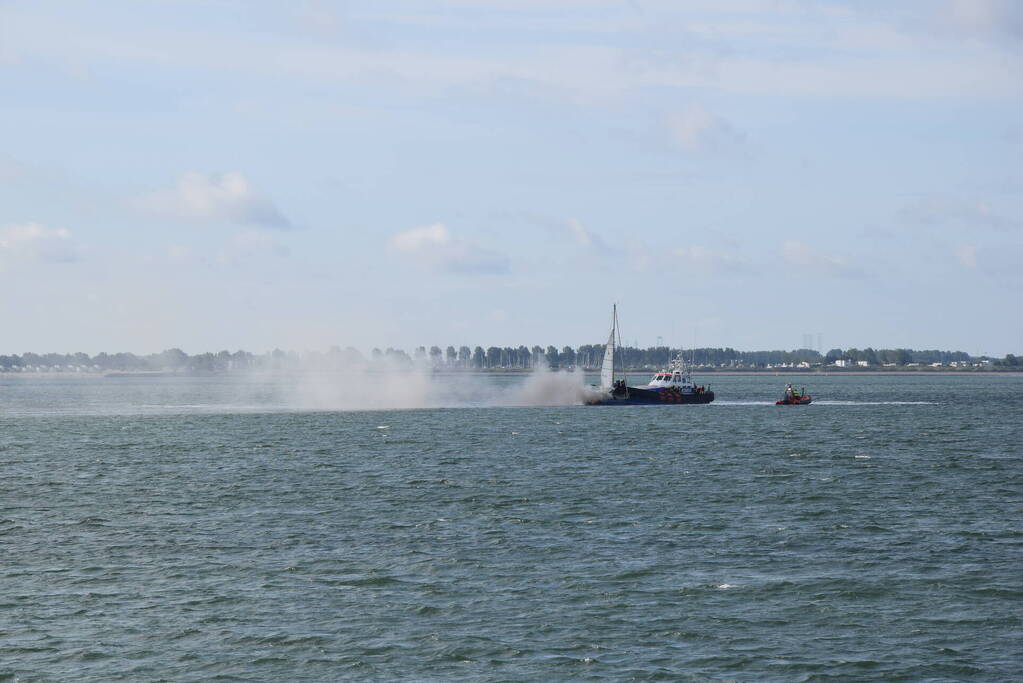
[600,320,615,390]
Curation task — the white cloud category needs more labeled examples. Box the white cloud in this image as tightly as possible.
[158,231,289,268]
[666,106,745,153]
[388,222,509,275]
[223,230,290,260]
[4,5,1019,103]
[898,198,1020,231]
[295,1,344,37]
[487,308,509,323]
[566,218,592,246]
[956,244,978,268]
[0,158,30,182]
[0,223,79,265]
[389,223,451,252]
[231,230,289,253]
[563,218,616,255]
[673,245,749,273]
[136,171,292,229]
[626,241,748,275]
[164,244,196,265]
[781,240,859,277]
[941,0,1023,41]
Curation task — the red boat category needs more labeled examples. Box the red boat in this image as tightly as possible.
[776,384,812,405]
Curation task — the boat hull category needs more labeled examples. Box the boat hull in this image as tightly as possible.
[591,387,715,406]
[776,396,812,405]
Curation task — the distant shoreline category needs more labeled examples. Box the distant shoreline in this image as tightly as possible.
[2,369,1022,379]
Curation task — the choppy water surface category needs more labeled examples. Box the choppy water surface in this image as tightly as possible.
[2,373,1021,680]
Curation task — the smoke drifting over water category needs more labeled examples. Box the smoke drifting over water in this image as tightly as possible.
[0,359,609,417]
[267,361,603,413]
[501,364,606,407]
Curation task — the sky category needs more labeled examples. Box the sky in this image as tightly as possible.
[1,0,1021,356]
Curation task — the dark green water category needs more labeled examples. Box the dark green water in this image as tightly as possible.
[2,373,1021,680]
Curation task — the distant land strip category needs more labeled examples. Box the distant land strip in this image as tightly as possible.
[1,346,1019,374]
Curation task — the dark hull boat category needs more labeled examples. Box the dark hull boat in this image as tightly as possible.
[589,305,714,406]
[601,385,715,405]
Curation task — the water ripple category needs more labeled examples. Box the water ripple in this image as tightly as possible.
[1,373,1021,679]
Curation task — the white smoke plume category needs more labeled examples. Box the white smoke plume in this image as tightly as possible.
[248,356,604,412]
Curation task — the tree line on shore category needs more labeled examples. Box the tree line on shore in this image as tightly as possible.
[1,345,1019,373]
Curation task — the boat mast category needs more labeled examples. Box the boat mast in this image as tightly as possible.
[614,304,626,387]
[612,303,617,383]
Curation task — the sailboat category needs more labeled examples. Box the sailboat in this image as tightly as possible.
[590,305,715,405]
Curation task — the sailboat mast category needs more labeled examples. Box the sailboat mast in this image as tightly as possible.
[614,304,625,386]
[612,303,617,382]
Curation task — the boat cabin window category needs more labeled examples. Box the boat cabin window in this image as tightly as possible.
[673,374,681,382]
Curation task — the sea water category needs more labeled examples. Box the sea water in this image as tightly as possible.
[1,373,1021,680]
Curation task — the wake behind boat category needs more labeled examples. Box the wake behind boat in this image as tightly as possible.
[589,305,714,406]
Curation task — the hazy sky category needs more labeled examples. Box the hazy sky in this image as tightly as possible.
[2,0,1021,356]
